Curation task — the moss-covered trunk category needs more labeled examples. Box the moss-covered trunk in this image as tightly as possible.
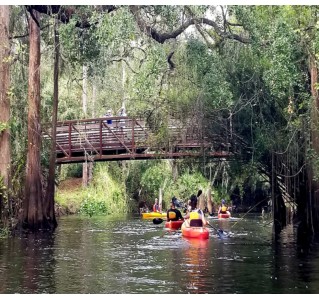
[0,5,11,224]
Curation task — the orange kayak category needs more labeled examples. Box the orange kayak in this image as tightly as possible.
[165,220,184,230]
[181,222,209,239]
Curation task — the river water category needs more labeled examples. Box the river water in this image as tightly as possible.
[1,214,319,294]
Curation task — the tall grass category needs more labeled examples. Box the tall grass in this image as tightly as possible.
[80,164,130,215]
[163,169,210,207]
[56,163,134,216]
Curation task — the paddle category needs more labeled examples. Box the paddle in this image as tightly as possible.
[206,222,228,238]
[153,218,164,225]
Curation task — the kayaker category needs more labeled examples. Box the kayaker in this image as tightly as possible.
[171,196,182,208]
[218,199,230,215]
[183,194,208,227]
[153,198,160,212]
[167,202,184,221]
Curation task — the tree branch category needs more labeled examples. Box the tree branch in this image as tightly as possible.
[185,6,216,51]
[26,5,117,28]
[130,5,250,44]
[27,7,40,28]
[110,58,139,74]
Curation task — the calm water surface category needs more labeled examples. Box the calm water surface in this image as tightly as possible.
[1,214,319,293]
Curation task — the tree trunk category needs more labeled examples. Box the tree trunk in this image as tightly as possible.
[198,193,205,211]
[306,55,319,234]
[170,159,178,182]
[122,59,126,108]
[207,188,214,215]
[44,17,59,230]
[92,83,96,118]
[82,162,88,187]
[21,9,45,231]
[0,5,11,223]
[159,188,162,211]
[82,65,88,116]
[82,65,89,187]
[270,150,289,235]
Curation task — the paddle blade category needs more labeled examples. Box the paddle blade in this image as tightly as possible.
[207,223,228,238]
[153,218,164,225]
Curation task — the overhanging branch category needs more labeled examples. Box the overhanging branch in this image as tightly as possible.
[130,5,250,44]
[26,5,117,28]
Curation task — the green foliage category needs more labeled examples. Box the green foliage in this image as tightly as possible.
[169,170,209,201]
[80,163,129,216]
[140,161,172,201]
[0,122,8,133]
[0,227,10,239]
[59,8,101,66]
[59,164,83,180]
[79,199,108,216]
[125,161,151,201]
[0,176,6,199]
[126,160,210,209]
[129,43,167,111]
[184,39,234,108]
[56,162,131,216]
[92,7,136,52]
[227,161,259,198]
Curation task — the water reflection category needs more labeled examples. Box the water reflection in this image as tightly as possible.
[1,214,319,293]
[182,238,209,293]
[0,233,56,293]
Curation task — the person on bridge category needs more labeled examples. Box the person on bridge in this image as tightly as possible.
[153,198,161,212]
[118,106,127,130]
[105,109,113,125]
[166,201,184,221]
[183,194,208,227]
[118,106,127,117]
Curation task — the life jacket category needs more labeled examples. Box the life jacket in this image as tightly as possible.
[189,210,203,227]
[221,206,227,213]
[190,211,201,220]
[153,204,159,212]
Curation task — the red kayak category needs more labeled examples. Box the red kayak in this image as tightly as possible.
[181,222,209,239]
[218,212,231,219]
[165,220,184,230]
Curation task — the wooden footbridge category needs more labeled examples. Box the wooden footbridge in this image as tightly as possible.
[44,116,232,164]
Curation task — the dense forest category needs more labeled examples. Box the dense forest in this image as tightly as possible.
[1,5,319,239]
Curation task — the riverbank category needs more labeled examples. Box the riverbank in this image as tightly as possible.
[55,178,83,216]
[55,166,131,217]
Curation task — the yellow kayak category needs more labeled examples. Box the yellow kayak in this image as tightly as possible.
[141,212,167,220]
